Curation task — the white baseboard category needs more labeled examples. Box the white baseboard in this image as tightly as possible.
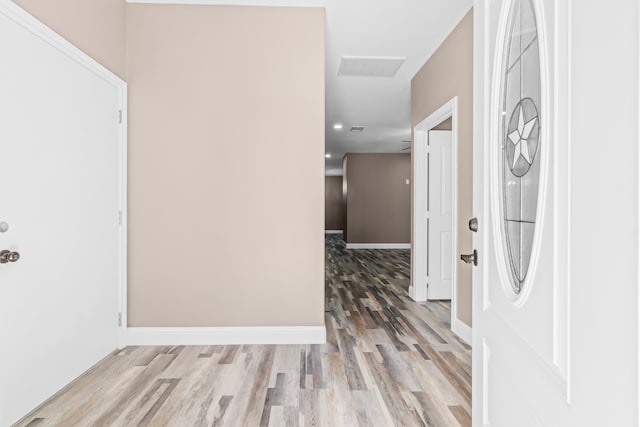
[452,318,472,346]
[325,230,343,234]
[125,326,326,346]
[346,243,411,249]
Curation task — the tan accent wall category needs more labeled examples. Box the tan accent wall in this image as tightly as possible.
[325,176,345,231]
[433,117,453,130]
[411,9,473,326]
[343,154,411,244]
[12,0,126,78]
[127,5,325,327]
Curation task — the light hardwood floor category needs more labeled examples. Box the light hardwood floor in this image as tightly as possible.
[17,234,471,427]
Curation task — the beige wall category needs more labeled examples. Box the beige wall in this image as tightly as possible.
[433,117,453,130]
[325,176,345,231]
[344,154,411,244]
[127,5,325,327]
[411,9,473,326]
[12,0,126,78]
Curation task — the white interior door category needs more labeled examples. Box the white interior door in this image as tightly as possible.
[473,0,639,426]
[0,4,125,425]
[427,130,453,300]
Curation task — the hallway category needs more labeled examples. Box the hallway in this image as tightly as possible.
[17,235,471,427]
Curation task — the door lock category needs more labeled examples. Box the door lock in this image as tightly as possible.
[469,217,478,232]
[460,249,478,266]
[0,250,20,264]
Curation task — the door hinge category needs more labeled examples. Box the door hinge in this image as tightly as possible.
[118,312,122,327]
[118,210,123,225]
[118,109,123,124]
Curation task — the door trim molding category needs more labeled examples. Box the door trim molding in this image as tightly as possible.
[0,0,129,351]
[117,91,128,350]
[0,0,125,87]
[411,97,459,314]
[411,97,467,342]
[125,326,327,346]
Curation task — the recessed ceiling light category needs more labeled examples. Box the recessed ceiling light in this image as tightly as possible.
[350,126,364,132]
[325,153,332,158]
[333,123,343,130]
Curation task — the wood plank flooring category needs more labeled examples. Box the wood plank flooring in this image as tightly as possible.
[16,234,471,427]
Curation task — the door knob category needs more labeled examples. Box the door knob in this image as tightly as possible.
[460,249,478,266]
[0,250,20,264]
[469,217,478,232]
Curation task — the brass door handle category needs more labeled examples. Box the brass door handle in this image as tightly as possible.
[460,249,478,266]
[0,250,20,264]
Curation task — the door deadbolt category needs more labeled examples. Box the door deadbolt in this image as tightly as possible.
[469,217,478,232]
[0,250,20,264]
[460,249,478,266]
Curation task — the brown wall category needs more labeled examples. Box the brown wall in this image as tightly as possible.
[411,10,473,326]
[126,5,325,327]
[342,156,349,240]
[343,154,411,244]
[325,176,345,231]
[12,0,126,78]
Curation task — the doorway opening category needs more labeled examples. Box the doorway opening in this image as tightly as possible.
[411,97,469,344]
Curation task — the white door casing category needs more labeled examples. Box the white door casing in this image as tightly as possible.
[427,130,454,300]
[412,98,462,342]
[411,97,458,305]
[0,2,127,425]
[473,0,639,426]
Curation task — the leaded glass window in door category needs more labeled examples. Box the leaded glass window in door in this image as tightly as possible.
[500,0,541,294]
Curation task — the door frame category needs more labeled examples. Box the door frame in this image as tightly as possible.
[1,0,129,349]
[411,96,459,331]
[117,96,128,350]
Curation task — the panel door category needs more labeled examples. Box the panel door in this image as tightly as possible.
[0,4,123,425]
[427,130,453,300]
[472,0,571,425]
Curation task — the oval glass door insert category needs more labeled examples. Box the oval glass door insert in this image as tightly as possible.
[500,0,542,294]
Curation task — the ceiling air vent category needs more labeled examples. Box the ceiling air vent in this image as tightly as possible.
[350,126,365,132]
[338,56,405,77]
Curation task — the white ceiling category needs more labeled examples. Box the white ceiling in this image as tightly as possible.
[138,0,472,174]
[322,0,472,175]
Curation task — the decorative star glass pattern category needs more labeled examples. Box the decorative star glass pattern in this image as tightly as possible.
[508,106,537,169]
[505,98,540,178]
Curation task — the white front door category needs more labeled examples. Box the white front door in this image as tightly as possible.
[427,130,453,300]
[472,0,570,424]
[0,3,125,425]
[473,0,639,425]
